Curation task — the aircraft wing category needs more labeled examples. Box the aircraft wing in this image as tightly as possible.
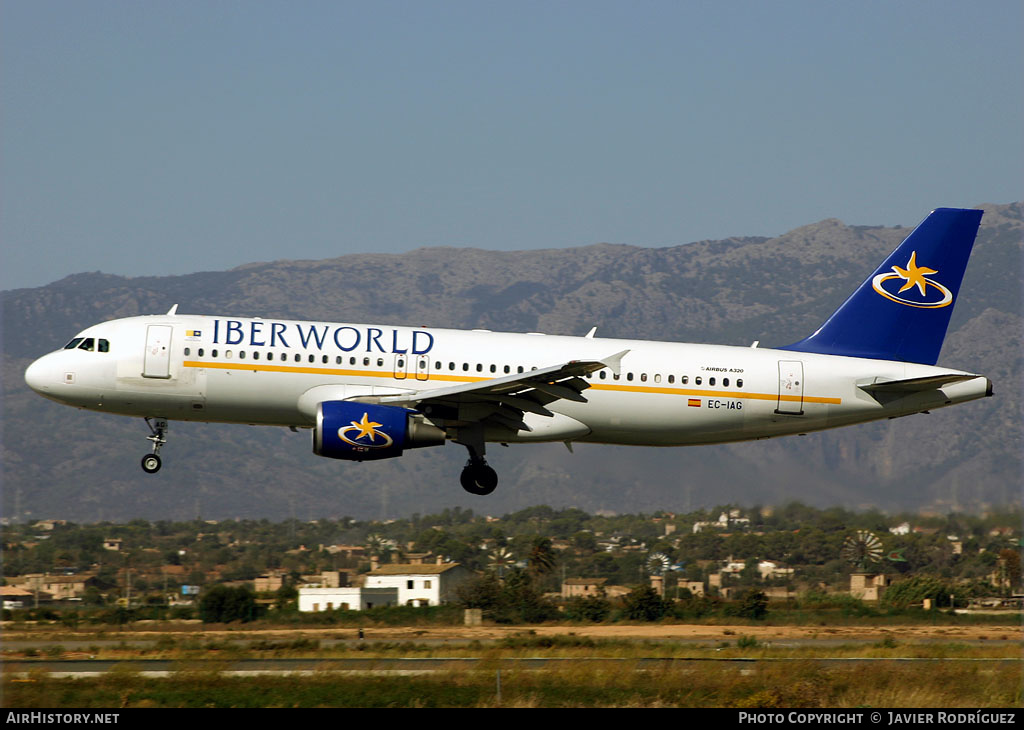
[371,349,629,433]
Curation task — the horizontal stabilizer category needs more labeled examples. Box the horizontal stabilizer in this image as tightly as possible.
[858,374,977,393]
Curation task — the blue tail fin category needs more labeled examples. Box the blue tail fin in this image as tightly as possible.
[780,208,983,365]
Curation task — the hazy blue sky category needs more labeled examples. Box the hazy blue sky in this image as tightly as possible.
[3,0,1021,291]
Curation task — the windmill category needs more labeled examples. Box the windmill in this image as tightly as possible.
[488,547,515,576]
[841,530,884,572]
[646,552,671,576]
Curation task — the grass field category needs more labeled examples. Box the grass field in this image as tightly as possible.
[3,620,1021,708]
[5,659,1020,708]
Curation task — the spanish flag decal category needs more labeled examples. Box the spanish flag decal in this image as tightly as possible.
[687,398,701,408]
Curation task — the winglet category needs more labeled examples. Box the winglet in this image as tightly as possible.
[601,349,630,376]
[166,304,179,316]
[584,326,598,339]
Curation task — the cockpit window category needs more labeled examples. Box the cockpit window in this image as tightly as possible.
[78,338,95,352]
[64,338,84,350]
[98,339,109,352]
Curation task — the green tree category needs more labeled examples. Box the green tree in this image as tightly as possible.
[455,572,505,615]
[882,575,950,609]
[622,585,667,621]
[526,537,557,578]
[274,584,298,612]
[503,568,559,623]
[735,589,769,619]
[199,585,259,623]
[564,594,611,623]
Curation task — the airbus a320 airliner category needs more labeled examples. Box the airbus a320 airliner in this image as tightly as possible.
[25,208,992,495]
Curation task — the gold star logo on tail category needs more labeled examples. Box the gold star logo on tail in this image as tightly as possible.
[871,251,952,308]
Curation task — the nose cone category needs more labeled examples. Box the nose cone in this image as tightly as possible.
[25,355,56,395]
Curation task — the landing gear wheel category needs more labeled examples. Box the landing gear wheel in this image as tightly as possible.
[141,454,162,474]
[142,417,168,473]
[460,462,498,495]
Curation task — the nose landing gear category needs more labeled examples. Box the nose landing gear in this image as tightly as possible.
[141,417,167,474]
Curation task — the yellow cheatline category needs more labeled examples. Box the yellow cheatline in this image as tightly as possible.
[183,361,841,405]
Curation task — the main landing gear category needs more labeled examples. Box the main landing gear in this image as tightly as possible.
[141,417,167,474]
[457,433,498,495]
[460,456,498,496]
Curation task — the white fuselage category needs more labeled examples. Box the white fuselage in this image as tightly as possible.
[24,313,991,448]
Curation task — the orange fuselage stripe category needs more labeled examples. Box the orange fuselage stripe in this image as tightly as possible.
[183,360,842,405]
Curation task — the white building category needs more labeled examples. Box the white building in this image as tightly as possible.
[363,563,473,607]
[298,587,398,612]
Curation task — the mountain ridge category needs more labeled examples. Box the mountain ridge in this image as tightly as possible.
[3,203,1020,522]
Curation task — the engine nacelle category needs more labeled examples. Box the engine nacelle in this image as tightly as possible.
[313,401,445,461]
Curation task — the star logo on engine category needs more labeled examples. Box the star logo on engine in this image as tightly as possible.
[338,412,394,448]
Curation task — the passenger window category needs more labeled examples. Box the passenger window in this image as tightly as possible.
[599,371,607,380]
[504,365,510,374]
[184,347,191,356]
[323,355,329,364]
[723,377,729,387]
[640,373,647,382]
[681,376,689,384]
[462,363,469,371]
[98,339,110,352]
[336,356,342,364]
[654,374,661,383]
[626,373,633,381]
[737,379,743,388]
[363,357,370,366]
[518,366,524,373]
[78,338,95,351]
[198,348,204,357]
[476,364,483,372]
[695,376,702,385]
[226,350,233,359]
[709,377,715,386]
[239,351,246,359]
[434,361,441,370]
[613,373,620,381]
[253,351,259,360]
[376,358,383,367]
[489,364,496,373]
[64,338,84,350]
[308,354,314,363]
[212,349,218,357]
[668,374,674,384]
[294,354,300,362]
